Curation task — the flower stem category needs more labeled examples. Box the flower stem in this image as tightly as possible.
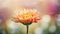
[26,25,29,34]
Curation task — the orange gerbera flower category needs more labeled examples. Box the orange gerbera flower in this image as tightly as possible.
[13,9,41,24]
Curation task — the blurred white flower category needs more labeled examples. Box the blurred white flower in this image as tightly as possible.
[7,20,23,34]
[56,14,60,26]
[34,27,43,34]
[40,15,51,30]
[49,25,56,33]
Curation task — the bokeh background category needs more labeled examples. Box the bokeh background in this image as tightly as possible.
[0,0,60,34]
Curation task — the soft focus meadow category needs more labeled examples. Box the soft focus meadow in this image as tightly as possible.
[0,0,60,34]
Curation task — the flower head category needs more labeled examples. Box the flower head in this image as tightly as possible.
[13,9,41,24]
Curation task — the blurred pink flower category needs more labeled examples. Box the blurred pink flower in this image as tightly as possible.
[46,1,58,16]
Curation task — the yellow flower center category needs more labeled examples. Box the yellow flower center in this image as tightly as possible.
[18,11,35,19]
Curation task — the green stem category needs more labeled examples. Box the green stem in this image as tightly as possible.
[26,25,29,34]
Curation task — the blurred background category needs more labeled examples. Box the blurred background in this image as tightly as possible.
[0,0,60,34]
